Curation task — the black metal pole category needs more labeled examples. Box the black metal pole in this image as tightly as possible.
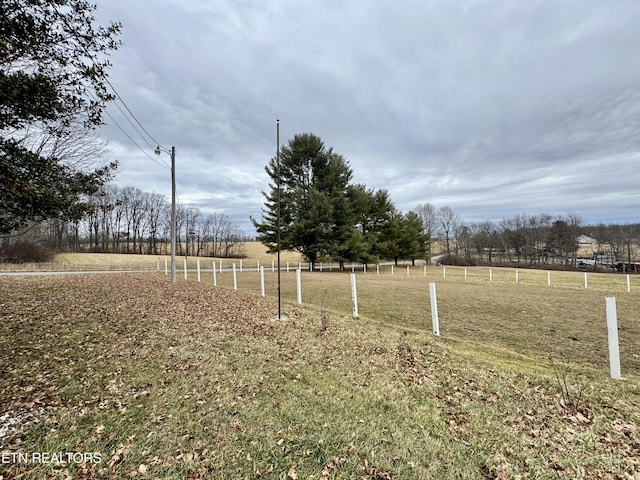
[276,119,282,320]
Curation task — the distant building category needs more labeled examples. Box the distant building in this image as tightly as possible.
[577,234,597,244]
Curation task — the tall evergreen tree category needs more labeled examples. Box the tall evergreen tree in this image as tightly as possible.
[252,133,353,269]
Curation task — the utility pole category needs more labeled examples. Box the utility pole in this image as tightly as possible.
[155,145,177,283]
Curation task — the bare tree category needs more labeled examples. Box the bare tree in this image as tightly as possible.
[416,202,437,262]
[436,206,459,257]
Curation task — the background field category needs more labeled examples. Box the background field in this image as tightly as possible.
[0,242,303,271]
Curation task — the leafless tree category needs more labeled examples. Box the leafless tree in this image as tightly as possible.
[436,206,459,257]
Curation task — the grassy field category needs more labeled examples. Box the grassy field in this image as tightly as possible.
[202,265,640,376]
[1,270,639,479]
[0,243,303,272]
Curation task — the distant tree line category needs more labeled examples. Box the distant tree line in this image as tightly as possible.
[252,133,429,269]
[415,204,640,269]
[8,184,247,257]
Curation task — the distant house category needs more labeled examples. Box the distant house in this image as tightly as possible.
[577,234,597,245]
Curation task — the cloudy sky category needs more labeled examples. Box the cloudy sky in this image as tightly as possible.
[93,1,640,234]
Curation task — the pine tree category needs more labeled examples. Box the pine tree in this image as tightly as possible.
[252,133,353,269]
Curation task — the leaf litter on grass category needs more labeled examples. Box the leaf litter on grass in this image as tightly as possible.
[0,273,639,479]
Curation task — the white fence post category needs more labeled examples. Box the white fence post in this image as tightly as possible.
[376,264,380,275]
[220,259,223,273]
[257,259,260,271]
[443,266,446,278]
[605,296,622,380]
[429,282,440,336]
[584,272,588,289]
[260,266,265,297]
[184,257,188,279]
[547,271,551,287]
[212,261,217,287]
[350,273,358,318]
[424,266,427,277]
[165,257,168,276]
[286,261,290,272]
[197,258,201,282]
[515,269,519,284]
[464,268,467,280]
[489,268,493,283]
[627,274,631,293]
[240,259,243,272]
[157,256,160,272]
[296,269,302,304]
[407,265,410,276]
[363,264,367,274]
[272,259,275,272]
[391,265,394,276]
[232,263,237,291]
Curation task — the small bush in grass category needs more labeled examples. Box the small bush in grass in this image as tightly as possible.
[0,240,55,263]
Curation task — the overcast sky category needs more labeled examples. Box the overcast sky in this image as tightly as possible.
[94,1,640,234]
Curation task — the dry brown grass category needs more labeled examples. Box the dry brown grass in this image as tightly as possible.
[0,242,303,272]
[1,273,639,479]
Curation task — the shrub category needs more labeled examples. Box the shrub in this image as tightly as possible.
[0,240,55,263]
[438,255,477,266]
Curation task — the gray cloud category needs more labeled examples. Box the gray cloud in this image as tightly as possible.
[95,0,640,233]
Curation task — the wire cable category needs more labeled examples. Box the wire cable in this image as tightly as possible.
[105,78,162,148]
[102,105,169,169]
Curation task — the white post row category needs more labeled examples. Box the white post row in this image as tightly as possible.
[212,261,217,286]
[260,266,265,297]
[429,282,439,336]
[232,263,237,291]
[605,296,622,380]
[197,258,201,282]
[296,269,302,304]
[350,273,358,318]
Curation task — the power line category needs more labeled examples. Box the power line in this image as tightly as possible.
[105,78,162,148]
[101,105,169,169]
[110,96,156,151]
[88,88,169,169]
